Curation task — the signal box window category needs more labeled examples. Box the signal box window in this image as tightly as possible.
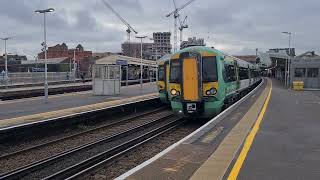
[307,68,319,78]
[202,56,218,82]
[295,68,306,77]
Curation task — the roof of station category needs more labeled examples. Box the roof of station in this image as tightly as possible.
[95,55,157,67]
[21,57,69,64]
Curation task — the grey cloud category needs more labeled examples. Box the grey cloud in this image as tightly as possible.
[0,0,319,58]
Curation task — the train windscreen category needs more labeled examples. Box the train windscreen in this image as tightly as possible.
[170,61,181,83]
[158,65,165,81]
[202,56,218,82]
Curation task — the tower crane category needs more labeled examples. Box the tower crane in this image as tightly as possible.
[166,0,195,52]
[178,15,188,45]
[101,0,138,56]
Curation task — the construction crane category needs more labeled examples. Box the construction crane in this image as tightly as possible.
[178,15,188,45]
[101,0,138,55]
[166,0,195,52]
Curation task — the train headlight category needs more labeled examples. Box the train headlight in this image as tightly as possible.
[206,88,217,96]
[171,89,180,96]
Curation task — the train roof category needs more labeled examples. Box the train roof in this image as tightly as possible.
[172,46,258,69]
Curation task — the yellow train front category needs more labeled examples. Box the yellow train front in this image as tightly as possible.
[167,46,260,118]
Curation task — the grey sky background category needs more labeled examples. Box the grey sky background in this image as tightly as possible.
[0,0,319,59]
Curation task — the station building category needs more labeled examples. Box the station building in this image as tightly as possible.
[290,51,320,89]
[95,54,157,84]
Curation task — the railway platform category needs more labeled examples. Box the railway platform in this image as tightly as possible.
[118,78,320,180]
[0,83,158,130]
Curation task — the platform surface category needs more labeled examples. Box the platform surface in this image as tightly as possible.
[0,83,158,128]
[237,79,320,180]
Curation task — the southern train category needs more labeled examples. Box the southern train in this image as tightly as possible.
[157,46,261,118]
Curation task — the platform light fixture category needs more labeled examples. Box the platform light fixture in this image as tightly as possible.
[35,8,55,103]
[0,37,12,89]
[282,31,292,87]
[136,35,148,90]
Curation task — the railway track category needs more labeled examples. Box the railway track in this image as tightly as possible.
[0,106,168,159]
[0,109,183,180]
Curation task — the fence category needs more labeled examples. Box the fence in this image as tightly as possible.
[0,72,77,86]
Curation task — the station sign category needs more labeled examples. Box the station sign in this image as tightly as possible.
[32,67,47,72]
[116,59,128,65]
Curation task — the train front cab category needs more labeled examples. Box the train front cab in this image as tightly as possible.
[169,51,224,118]
[157,61,170,104]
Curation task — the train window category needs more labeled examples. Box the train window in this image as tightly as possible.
[170,61,181,83]
[202,56,218,82]
[225,64,236,82]
[307,68,319,78]
[295,68,306,77]
[239,67,249,80]
[158,65,165,81]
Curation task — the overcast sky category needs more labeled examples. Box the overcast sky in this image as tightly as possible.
[0,0,319,59]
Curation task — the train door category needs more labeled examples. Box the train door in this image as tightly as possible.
[182,58,199,101]
[165,63,170,94]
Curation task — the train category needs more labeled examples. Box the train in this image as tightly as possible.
[157,54,171,104]
[157,46,261,118]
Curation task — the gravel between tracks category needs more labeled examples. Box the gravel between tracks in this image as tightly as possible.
[83,120,204,180]
[20,115,178,180]
[0,110,172,174]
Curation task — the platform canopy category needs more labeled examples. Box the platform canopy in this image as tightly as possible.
[95,55,157,67]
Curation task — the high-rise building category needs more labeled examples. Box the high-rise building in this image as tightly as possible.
[121,32,172,61]
[121,42,152,59]
[148,32,172,60]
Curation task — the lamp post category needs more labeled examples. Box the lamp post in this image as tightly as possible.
[35,8,54,103]
[136,35,147,89]
[73,49,76,82]
[0,37,11,88]
[282,31,292,87]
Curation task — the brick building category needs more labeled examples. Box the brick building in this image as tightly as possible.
[38,43,92,62]
[38,43,93,74]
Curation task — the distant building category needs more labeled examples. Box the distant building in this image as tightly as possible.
[0,54,28,72]
[180,37,205,50]
[267,48,295,57]
[290,51,320,88]
[92,52,123,60]
[121,42,153,59]
[235,55,257,63]
[0,54,27,62]
[38,43,92,63]
[37,43,93,75]
[148,32,172,60]
[121,32,172,61]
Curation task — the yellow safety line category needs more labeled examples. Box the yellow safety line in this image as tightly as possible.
[227,80,273,180]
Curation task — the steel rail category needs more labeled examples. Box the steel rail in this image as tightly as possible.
[0,110,173,180]
[0,106,167,160]
[45,117,184,180]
